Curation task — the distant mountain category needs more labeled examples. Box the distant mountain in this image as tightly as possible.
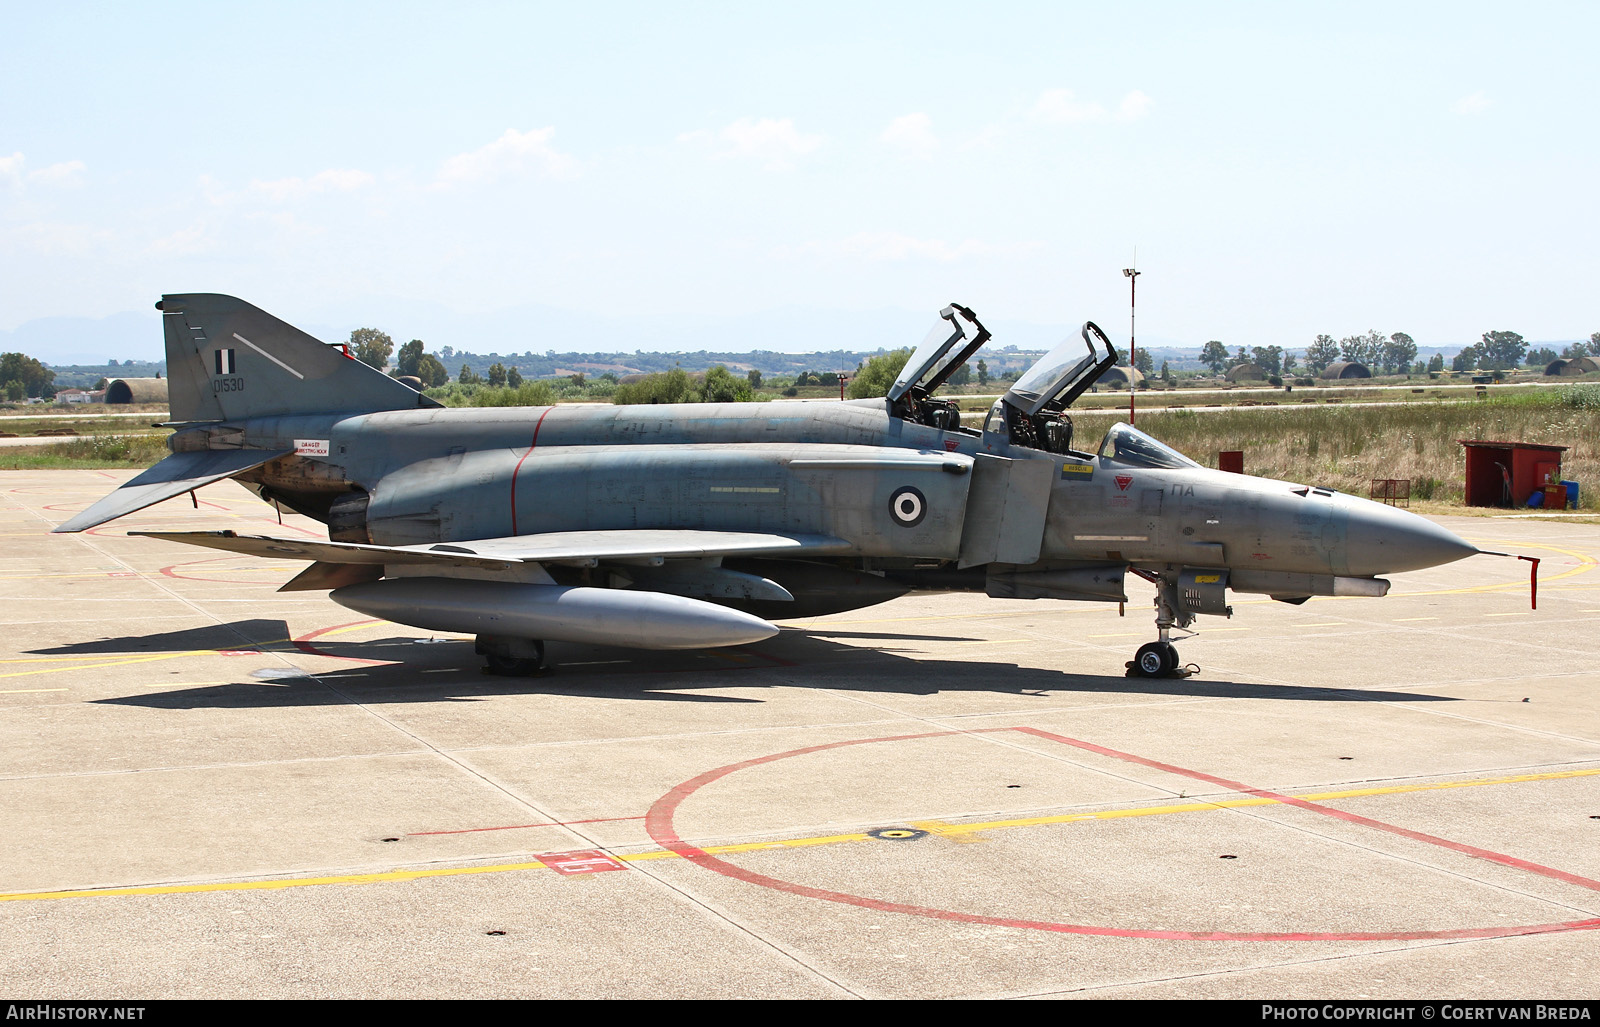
[0,312,164,364]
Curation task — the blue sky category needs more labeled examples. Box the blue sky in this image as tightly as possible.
[3,2,1595,360]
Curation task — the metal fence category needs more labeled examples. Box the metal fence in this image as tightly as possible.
[1370,479,1411,507]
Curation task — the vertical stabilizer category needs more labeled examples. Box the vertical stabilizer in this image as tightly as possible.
[159,293,439,422]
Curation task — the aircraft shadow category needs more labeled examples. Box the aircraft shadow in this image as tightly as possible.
[29,619,298,655]
[91,624,1463,711]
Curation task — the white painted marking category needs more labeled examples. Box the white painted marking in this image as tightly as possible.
[1074,535,1149,542]
[233,333,305,379]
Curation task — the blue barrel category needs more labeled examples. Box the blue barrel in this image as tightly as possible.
[1564,480,1579,507]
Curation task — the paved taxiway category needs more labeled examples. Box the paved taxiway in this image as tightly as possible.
[2,470,1598,999]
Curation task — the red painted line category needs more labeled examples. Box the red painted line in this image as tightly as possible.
[643,727,1600,942]
[157,555,280,584]
[408,815,645,837]
[1014,727,1600,894]
[509,408,553,536]
[292,620,392,665]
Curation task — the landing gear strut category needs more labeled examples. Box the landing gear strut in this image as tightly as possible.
[476,635,546,676]
[1128,572,1195,679]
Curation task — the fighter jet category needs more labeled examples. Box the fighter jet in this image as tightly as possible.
[56,294,1480,677]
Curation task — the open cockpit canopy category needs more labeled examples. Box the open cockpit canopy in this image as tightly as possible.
[1003,321,1118,417]
[887,303,990,405]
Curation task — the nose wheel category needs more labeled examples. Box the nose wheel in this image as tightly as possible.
[1134,641,1179,677]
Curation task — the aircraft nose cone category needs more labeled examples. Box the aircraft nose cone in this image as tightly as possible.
[1342,500,1477,575]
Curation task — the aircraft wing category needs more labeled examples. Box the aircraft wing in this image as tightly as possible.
[129,528,854,570]
[53,449,294,533]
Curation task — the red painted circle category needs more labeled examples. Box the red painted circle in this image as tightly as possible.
[644,728,1600,942]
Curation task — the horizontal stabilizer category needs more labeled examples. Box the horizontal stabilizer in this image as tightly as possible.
[129,527,852,571]
[53,448,292,533]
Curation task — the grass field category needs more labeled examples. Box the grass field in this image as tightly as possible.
[1057,386,1600,508]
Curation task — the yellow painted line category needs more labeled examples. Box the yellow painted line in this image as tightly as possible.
[1299,622,1346,628]
[1484,612,1531,617]
[0,688,69,694]
[0,651,216,680]
[1395,617,1438,622]
[954,639,1023,646]
[5,764,1596,905]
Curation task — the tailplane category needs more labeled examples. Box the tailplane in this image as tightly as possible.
[159,293,438,423]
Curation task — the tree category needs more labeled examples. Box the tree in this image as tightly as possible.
[566,372,584,388]
[703,365,755,402]
[1251,346,1283,376]
[1160,360,1173,383]
[1562,340,1591,359]
[458,364,481,385]
[3,380,24,402]
[487,363,507,387]
[506,366,523,388]
[394,339,425,378]
[948,364,972,387]
[1134,348,1154,375]
[1479,330,1526,371]
[1527,347,1559,368]
[1340,330,1384,368]
[746,369,763,390]
[1384,333,1418,375]
[415,354,448,387]
[1304,335,1340,374]
[0,352,54,398]
[846,349,912,399]
[1200,341,1229,374]
[976,360,989,386]
[349,328,394,371]
[1452,344,1481,372]
[1283,352,1298,374]
[1427,353,1444,372]
[613,367,695,405]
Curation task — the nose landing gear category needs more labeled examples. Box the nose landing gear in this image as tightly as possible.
[1127,572,1199,679]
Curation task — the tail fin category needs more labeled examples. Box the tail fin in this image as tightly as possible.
[159,293,439,422]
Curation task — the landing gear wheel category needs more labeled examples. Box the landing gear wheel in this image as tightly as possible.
[1160,642,1179,674]
[476,636,546,677]
[1135,642,1168,678]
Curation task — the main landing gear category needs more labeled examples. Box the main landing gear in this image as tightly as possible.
[1127,571,1197,679]
[476,635,546,676]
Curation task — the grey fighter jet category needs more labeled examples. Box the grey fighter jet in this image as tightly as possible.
[57,295,1480,677]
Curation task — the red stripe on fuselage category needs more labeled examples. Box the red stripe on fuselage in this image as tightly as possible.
[509,408,554,536]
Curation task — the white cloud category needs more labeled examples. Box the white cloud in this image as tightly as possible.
[881,113,938,158]
[680,117,823,170]
[1029,88,1152,124]
[436,127,578,187]
[11,221,113,256]
[788,231,1040,263]
[0,153,88,190]
[1452,91,1492,115]
[248,168,375,202]
[146,221,212,256]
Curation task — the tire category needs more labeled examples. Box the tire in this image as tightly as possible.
[1135,642,1167,677]
[1160,642,1180,674]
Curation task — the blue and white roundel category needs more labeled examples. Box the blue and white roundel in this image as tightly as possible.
[888,486,927,527]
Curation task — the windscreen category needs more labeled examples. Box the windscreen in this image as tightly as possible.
[1097,423,1201,469]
